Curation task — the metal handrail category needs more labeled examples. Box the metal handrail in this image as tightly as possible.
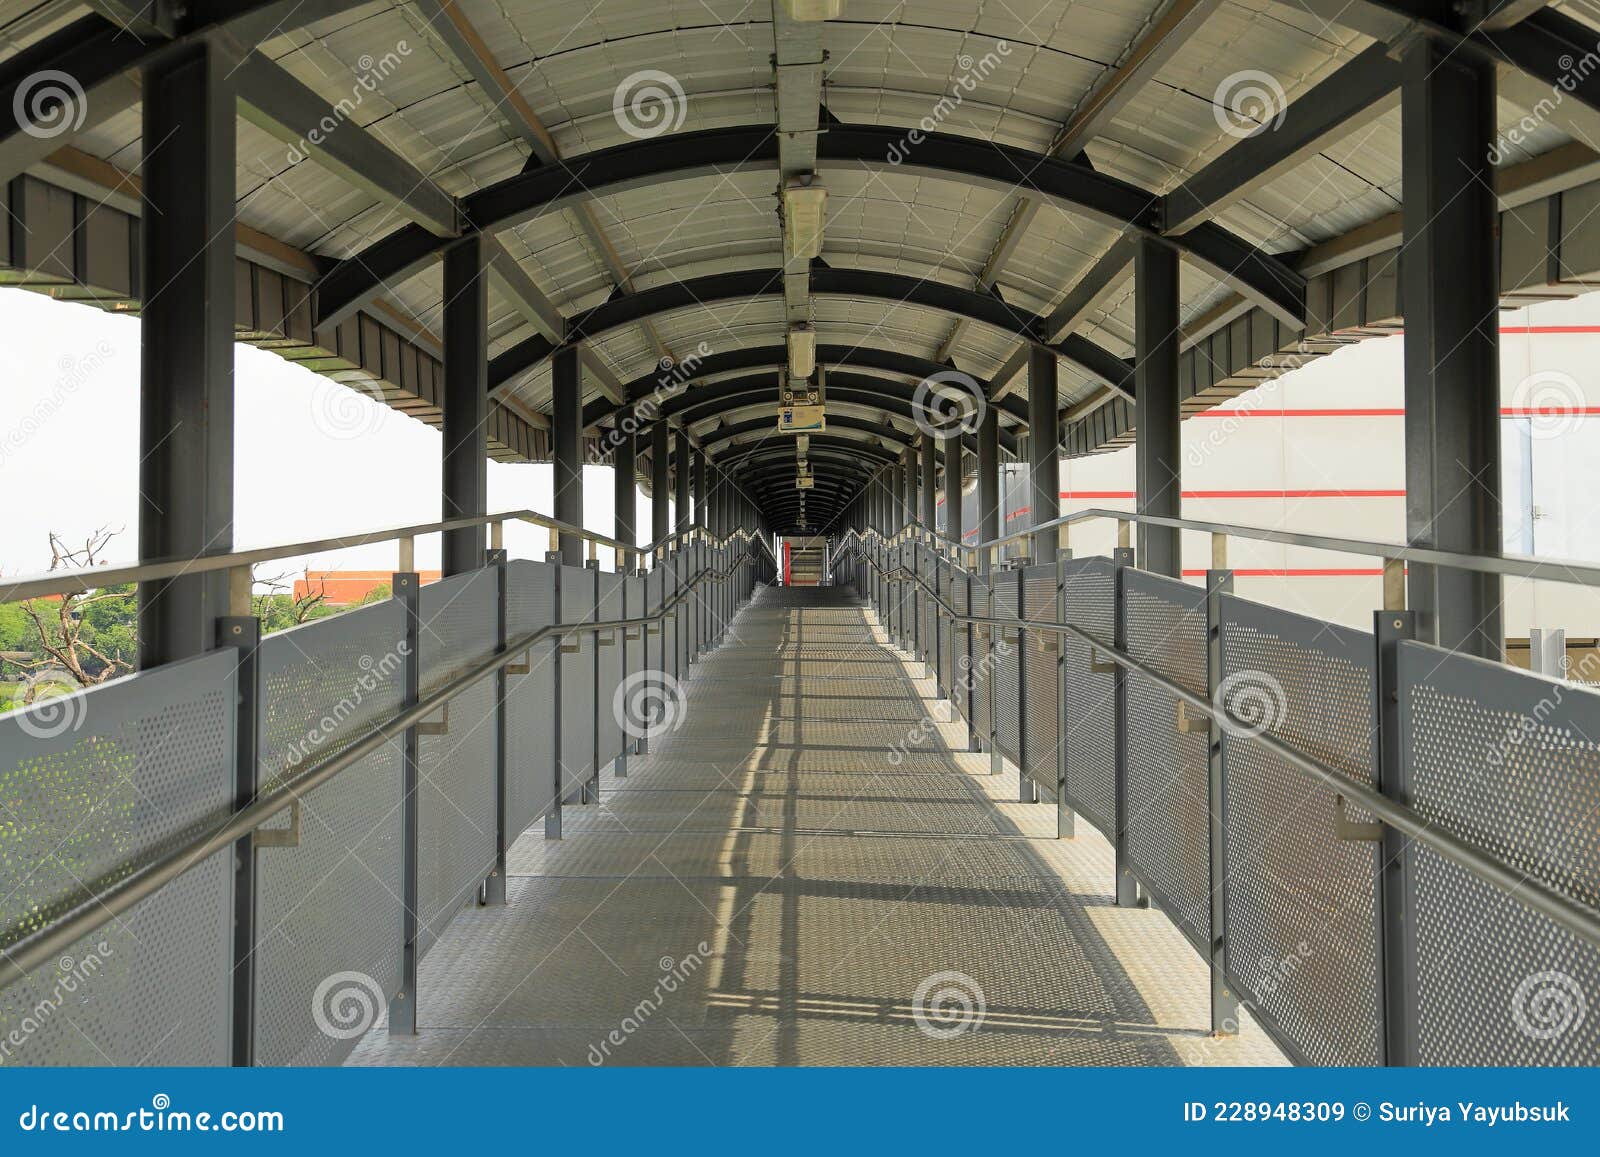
[842,507,1600,589]
[0,512,769,604]
[847,548,1600,954]
[0,549,766,990]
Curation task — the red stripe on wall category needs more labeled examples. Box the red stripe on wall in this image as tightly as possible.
[1180,568,1388,577]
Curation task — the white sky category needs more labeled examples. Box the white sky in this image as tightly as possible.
[0,288,663,580]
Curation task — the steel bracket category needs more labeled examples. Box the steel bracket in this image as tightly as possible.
[254,799,301,850]
[1334,793,1384,842]
[1176,701,1209,734]
[1089,650,1116,674]
[418,701,450,735]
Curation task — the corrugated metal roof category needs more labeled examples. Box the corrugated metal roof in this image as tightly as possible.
[8,0,1591,510]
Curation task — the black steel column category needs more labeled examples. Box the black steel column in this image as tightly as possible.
[691,450,705,527]
[978,406,1000,574]
[441,236,488,576]
[675,430,692,533]
[613,424,636,563]
[138,41,236,668]
[651,423,671,550]
[1135,237,1181,577]
[1028,343,1060,559]
[944,432,963,549]
[1401,38,1502,659]
[921,435,937,534]
[552,345,584,567]
[904,445,918,531]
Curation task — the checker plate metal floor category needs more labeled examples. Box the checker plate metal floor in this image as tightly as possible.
[348,586,1286,1067]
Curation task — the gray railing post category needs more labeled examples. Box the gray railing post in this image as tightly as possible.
[1056,548,1074,840]
[220,613,261,1067]
[1205,568,1239,1036]
[1375,609,1420,1065]
[544,552,564,840]
[1011,558,1032,805]
[585,559,600,806]
[965,569,979,753]
[389,570,422,1035]
[484,549,509,906]
[1111,546,1141,908]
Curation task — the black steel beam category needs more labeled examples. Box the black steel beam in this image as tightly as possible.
[921,435,937,532]
[488,267,1130,398]
[586,344,1027,428]
[316,124,1303,332]
[1134,237,1181,577]
[552,346,583,566]
[665,375,1018,454]
[1399,38,1502,659]
[234,53,459,237]
[442,237,489,575]
[1165,44,1402,233]
[137,39,236,668]
[2,3,378,184]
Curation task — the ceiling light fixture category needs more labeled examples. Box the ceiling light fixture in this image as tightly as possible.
[783,178,827,260]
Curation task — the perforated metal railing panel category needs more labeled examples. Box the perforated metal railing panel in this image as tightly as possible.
[417,572,498,959]
[992,571,1022,769]
[254,602,406,1065]
[506,561,557,840]
[1023,564,1061,793]
[0,650,236,1065]
[921,547,937,663]
[1062,558,1117,837]
[1398,641,1600,1065]
[1218,595,1381,1066]
[1122,569,1210,952]
[597,573,625,770]
[559,566,597,796]
[971,575,993,746]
